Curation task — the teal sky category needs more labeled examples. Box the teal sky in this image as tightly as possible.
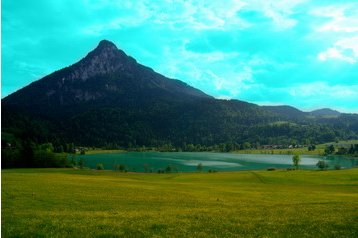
[2,0,358,112]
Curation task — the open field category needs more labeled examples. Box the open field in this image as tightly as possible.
[2,168,358,237]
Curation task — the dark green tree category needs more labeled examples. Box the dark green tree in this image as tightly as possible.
[292,154,301,169]
[197,163,203,172]
[316,160,329,170]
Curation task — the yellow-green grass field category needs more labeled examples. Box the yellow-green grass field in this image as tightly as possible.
[2,168,358,237]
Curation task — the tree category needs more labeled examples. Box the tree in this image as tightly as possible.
[143,164,150,173]
[165,165,172,173]
[243,142,251,149]
[196,163,203,172]
[292,154,301,169]
[324,145,335,155]
[316,160,329,170]
[308,144,316,151]
[78,157,85,169]
[39,143,54,153]
[96,163,104,170]
[118,164,125,172]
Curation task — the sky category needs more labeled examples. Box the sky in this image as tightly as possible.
[2,0,358,112]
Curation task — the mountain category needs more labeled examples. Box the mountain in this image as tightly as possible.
[3,40,210,118]
[310,108,341,117]
[2,40,358,148]
[262,105,306,120]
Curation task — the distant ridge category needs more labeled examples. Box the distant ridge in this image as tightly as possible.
[310,108,341,117]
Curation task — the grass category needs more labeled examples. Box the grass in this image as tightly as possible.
[318,140,358,148]
[2,168,358,237]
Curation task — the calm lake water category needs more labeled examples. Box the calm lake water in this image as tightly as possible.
[76,152,358,172]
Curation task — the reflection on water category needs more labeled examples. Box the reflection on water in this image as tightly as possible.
[181,160,242,167]
[78,152,357,172]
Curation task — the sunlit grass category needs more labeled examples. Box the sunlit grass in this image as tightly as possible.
[2,168,358,237]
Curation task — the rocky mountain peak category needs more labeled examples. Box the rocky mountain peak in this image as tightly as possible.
[69,40,131,81]
[97,39,118,50]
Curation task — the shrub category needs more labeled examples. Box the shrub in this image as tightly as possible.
[34,151,68,168]
[334,164,341,170]
[197,163,203,172]
[292,154,301,169]
[316,160,329,170]
[96,163,104,170]
[118,164,125,172]
[267,167,276,171]
[165,165,172,173]
[78,158,85,169]
[208,169,218,173]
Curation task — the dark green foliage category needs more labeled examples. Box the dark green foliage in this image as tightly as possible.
[114,164,126,172]
[78,158,85,169]
[1,141,69,168]
[2,40,358,157]
[96,163,104,170]
[292,154,301,169]
[157,169,165,174]
[80,148,86,155]
[197,163,203,172]
[143,164,150,173]
[317,160,329,170]
[325,145,335,155]
[347,144,358,156]
[208,169,218,173]
[165,165,172,173]
[308,145,316,151]
[33,150,68,168]
[334,164,341,170]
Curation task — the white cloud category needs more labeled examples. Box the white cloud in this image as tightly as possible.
[311,4,358,33]
[289,82,358,99]
[157,42,260,98]
[311,3,358,64]
[317,36,358,64]
[318,47,356,63]
[81,0,308,34]
[243,0,307,30]
[152,0,249,30]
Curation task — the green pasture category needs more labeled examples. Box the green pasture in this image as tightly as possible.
[2,168,358,237]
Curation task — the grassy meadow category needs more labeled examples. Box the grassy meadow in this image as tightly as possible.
[2,168,358,237]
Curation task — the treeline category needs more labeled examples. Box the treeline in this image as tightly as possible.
[126,142,256,152]
[1,139,76,169]
[324,144,358,156]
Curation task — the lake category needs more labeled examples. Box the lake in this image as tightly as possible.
[76,152,358,172]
